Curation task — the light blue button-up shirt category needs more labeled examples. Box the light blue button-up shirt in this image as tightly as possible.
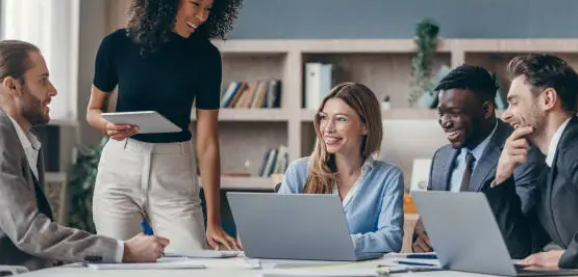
[278,157,404,253]
[450,122,498,192]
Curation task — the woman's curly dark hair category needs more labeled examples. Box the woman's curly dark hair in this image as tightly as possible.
[126,0,242,54]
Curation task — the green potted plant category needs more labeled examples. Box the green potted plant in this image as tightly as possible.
[409,19,440,107]
[67,136,108,233]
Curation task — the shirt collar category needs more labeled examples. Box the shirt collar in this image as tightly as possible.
[462,121,498,162]
[546,117,572,167]
[361,155,375,175]
[7,115,41,151]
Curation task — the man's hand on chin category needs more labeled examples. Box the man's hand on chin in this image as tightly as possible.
[518,250,564,269]
[494,126,534,186]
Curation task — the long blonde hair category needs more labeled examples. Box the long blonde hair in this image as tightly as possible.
[303,82,383,194]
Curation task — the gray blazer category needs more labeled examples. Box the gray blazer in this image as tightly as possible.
[427,119,545,215]
[0,109,121,270]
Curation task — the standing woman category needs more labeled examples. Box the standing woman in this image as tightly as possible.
[87,0,243,251]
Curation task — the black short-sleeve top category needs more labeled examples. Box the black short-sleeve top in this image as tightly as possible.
[93,29,221,143]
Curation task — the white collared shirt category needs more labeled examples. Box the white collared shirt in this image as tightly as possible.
[7,115,41,180]
[546,118,572,167]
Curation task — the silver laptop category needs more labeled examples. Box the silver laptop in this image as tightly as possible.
[412,191,578,276]
[226,192,383,261]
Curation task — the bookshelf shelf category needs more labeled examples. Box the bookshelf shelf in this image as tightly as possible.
[213,39,578,54]
[191,109,290,122]
[199,176,274,191]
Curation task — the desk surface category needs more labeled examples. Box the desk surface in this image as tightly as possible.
[20,255,505,277]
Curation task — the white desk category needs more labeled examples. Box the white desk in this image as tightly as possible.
[19,255,502,277]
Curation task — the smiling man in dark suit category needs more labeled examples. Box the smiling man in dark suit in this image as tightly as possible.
[412,64,546,258]
[486,54,578,269]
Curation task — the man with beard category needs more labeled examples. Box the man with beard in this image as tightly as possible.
[412,64,546,258]
[0,40,169,270]
[486,54,578,269]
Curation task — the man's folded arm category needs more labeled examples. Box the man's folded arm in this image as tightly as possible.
[558,148,578,268]
[483,176,550,259]
[0,136,122,263]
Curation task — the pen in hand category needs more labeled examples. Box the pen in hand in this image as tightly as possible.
[141,220,154,236]
[141,218,165,257]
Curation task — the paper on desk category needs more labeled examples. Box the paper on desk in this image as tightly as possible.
[260,260,442,276]
[84,258,206,270]
[164,250,242,258]
[260,268,381,277]
[261,262,391,277]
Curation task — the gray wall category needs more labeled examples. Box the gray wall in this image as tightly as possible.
[78,0,108,147]
[228,0,578,39]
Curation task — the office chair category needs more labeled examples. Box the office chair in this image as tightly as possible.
[274,183,281,193]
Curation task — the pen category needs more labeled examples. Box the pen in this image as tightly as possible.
[141,216,165,257]
[396,260,437,267]
[141,220,154,236]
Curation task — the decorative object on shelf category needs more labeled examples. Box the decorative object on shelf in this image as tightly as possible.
[244,160,251,175]
[221,161,253,177]
[67,136,108,233]
[380,95,391,111]
[492,72,508,110]
[410,158,431,192]
[409,19,440,107]
[417,64,451,109]
[418,92,437,109]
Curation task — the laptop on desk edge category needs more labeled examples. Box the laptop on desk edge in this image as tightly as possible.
[411,191,578,276]
[226,192,383,262]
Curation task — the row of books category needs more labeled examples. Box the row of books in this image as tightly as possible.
[258,145,289,178]
[221,80,282,109]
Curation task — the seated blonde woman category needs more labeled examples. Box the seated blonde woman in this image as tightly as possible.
[278,82,404,253]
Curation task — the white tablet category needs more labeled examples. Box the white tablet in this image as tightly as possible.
[101,111,181,134]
